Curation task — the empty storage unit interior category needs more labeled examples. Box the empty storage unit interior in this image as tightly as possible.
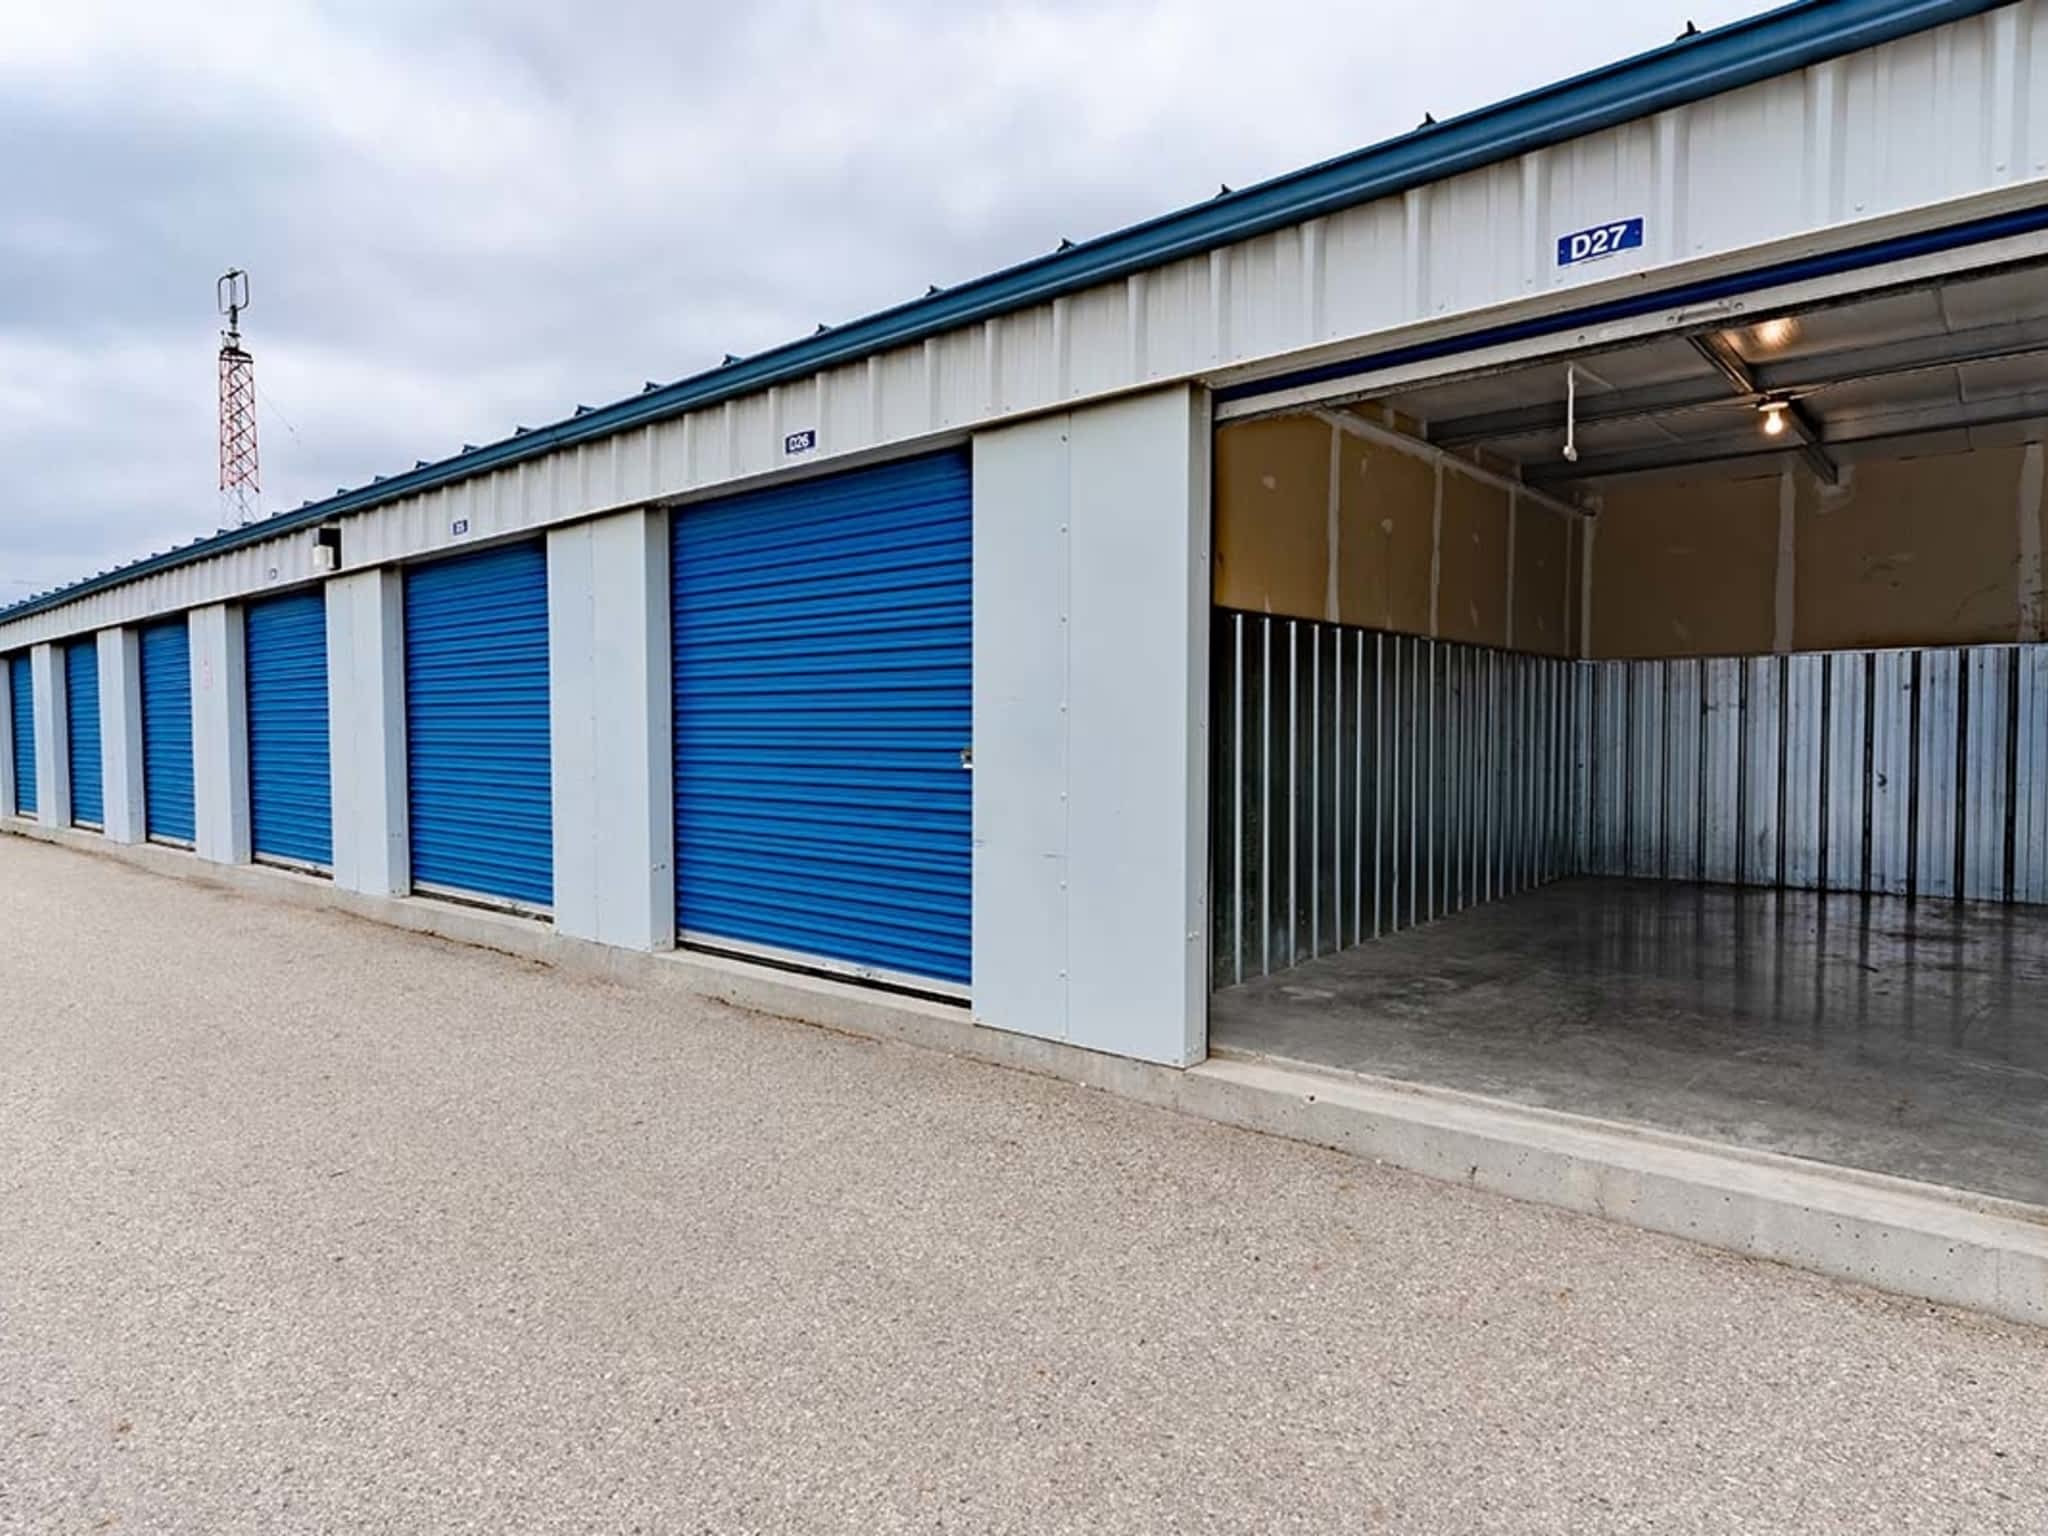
[1209,255,2048,1207]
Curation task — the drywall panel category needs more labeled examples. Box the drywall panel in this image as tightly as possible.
[2038,439,2048,644]
[1336,433,1436,636]
[1514,500,1573,657]
[1223,427,2032,663]
[1213,417,1331,619]
[1567,518,1584,660]
[1213,414,1572,651]
[1436,472,1510,648]
[1796,446,2025,651]
[1589,474,1780,658]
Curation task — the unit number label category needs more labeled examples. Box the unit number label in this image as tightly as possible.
[784,429,817,456]
[1556,217,1644,267]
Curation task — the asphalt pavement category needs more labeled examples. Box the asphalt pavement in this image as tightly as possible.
[2,833,2043,1534]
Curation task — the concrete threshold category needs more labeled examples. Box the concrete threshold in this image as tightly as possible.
[11,818,2047,1331]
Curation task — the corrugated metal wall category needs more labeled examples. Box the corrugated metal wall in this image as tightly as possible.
[1210,609,1577,987]
[1581,646,2048,905]
[1214,624,2048,987]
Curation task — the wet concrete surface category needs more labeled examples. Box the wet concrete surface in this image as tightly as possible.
[1212,878,2048,1206]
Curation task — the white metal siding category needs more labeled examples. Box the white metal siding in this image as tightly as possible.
[972,388,1210,1066]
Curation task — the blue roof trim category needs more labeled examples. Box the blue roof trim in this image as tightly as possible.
[1,0,2007,625]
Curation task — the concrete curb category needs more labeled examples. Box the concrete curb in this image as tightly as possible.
[9,818,2046,1330]
[1190,1053,2048,1330]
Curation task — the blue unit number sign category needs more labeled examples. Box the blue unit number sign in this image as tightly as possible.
[1557,217,1644,267]
[784,429,817,456]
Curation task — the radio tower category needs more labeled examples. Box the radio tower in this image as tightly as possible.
[217,269,260,526]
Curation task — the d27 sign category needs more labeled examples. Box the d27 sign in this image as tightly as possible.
[1556,218,1644,268]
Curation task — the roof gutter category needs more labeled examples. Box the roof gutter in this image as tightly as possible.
[1,0,2008,626]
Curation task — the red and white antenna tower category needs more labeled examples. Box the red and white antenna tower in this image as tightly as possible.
[217,268,260,526]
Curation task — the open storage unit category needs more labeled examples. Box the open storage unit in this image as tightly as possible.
[1208,253,2048,1207]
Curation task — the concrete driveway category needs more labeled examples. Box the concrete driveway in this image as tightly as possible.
[2,834,2043,1534]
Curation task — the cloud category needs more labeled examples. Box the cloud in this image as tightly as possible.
[0,0,1782,601]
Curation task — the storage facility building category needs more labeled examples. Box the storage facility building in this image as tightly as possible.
[6,0,2048,1311]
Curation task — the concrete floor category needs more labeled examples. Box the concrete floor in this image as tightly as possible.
[5,838,2048,1534]
[1213,877,2048,1206]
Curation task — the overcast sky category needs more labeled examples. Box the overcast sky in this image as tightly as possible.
[0,0,1781,603]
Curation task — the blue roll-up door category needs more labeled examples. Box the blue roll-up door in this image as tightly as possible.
[672,450,971,988]
[405,540,552,907]
[140,619,195,843]
[7,653,33,817]
[66,639,102,828]
[245,589,332,867]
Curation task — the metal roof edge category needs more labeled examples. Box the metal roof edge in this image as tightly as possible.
[2,0,2005,627]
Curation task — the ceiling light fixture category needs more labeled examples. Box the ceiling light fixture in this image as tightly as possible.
[1753,316,1797,351]
[1758,399,1789,437]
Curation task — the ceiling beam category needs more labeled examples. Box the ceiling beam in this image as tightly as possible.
[1685,330,1757,395]
[1524,439,1800,487]
[1687,334,1838,484]
[1755,316,2048,392]
[1795,388,2048,449]
[1427,377,1741,448]
[1523,399,2048,488]
[1427,319,2048,456]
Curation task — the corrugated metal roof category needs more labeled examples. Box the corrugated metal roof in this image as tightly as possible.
[0,0,2005,625]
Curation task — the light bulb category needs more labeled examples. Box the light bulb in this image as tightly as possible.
[1754,317,1797,351]
[1760,402,1787,437]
